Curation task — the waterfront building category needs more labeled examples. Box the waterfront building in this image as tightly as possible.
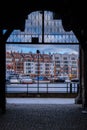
[6,52,79,79]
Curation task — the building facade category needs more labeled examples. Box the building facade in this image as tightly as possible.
[6,51,79,79]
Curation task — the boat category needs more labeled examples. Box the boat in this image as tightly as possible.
[19,75,33,84]
[34,76,50,83]
[71,78,79,83]
[9,76,20,84]
[57,75,69,83]
[49,75,70,83]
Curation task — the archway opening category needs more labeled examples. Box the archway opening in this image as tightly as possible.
[5,11,80,104]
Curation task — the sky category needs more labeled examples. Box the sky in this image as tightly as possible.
[6,44,79,55]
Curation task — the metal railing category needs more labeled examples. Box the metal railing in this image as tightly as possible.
[6,82,79,95]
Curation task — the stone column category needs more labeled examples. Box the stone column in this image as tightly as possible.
[75,44,82,104]
[0,29,13,113]
[0,30,6,113]
[81,43,87,108]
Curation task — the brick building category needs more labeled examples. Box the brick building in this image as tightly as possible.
[6,51,79,79]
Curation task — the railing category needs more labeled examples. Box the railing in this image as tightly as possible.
[6,82,79,95]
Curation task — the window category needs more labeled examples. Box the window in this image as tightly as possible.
[63,57,67,60]
[6,11,78,43]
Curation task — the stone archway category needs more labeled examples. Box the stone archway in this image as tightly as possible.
[0,1,87,113]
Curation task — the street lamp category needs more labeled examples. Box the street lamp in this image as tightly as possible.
[36,50,40,93]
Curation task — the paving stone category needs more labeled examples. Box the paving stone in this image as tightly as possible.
[0,104,87,130]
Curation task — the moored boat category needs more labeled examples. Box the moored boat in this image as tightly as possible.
[19,75,33,84]
[34,76,50,83]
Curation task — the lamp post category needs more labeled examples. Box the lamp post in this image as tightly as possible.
[36,50,40,93]
[40,11,44,43]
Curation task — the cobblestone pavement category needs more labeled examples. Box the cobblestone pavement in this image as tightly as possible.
[0,104,87,130]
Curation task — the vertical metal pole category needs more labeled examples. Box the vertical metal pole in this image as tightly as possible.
[70,83,72,93]
[74,83,75,93]
[38,53,39,93]
[66,83,68,93]
[42,10,44,43]
[27,84,28,95]
[47,83,48,93]
[37,50,40,93]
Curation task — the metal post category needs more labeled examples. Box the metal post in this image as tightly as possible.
[27,84,28,95]
[42,10,44,43]
[70,83,72,93]
[77,83,79,94]
[40,10,44,43]
[37,50,40,93]
[74,83,75,93]
[47,83,48,93]
[66,83,68,93]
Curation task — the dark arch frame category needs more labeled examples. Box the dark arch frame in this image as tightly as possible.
[0,1,87,113]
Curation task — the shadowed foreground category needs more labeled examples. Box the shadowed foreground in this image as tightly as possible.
[0,104,87,130]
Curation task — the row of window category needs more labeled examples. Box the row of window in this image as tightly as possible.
[7,34,78,43]
[6,11,78,43]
